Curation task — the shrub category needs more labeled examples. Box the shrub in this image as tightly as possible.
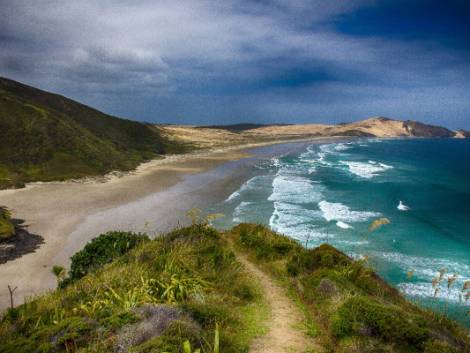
[287,244,350,276]
[68,231,149,282]
[234,223,300,260]
[332,296,429,351]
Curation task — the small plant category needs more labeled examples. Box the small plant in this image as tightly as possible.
[186,208,224,227]
[181,323,219,353]
[0,207,15,240]
[187,208,203,225]
[52,265,66,286]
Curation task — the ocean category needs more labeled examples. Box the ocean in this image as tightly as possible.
[210,138,470,325]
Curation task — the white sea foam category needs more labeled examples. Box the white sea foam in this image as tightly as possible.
[269,201,327,244]
[336,221,353,229]
[318,200,380,222]
[398,282,470,305]
[271,157,282,168]
[334,143,352,151]
[397,201,410,211]
[377,252,470,282]
[334,239,369,246]
[340,160,393,178]
[233,201,254,223]
[226,190,241,202]
[268,174,323,204]
[308,167,317,174]
[225,175,271,202]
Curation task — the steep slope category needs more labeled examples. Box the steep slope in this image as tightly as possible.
[402,119,455,137]
[0,77,186,188]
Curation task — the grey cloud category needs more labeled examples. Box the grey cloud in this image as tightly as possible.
[0,0,469,128]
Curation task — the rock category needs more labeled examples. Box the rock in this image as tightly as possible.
[316,278,338,297]
[116,304,188,353]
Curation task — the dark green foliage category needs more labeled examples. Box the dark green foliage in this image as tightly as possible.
[331,296,429,351]
[99,310,139,329]
[235,223,301,260]
[287,244,350,276]
[0,77,188,189]
[68,231,149,281]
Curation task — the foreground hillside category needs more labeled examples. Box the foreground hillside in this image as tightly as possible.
[1,223,468,353]
[0,77,187,189]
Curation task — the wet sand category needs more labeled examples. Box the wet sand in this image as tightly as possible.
[0,138,334,310]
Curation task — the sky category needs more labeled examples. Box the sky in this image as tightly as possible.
[0,0,469,128]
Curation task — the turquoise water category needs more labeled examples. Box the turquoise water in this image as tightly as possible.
[211,138,470,325]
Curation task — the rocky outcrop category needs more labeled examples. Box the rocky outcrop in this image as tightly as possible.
[455,129,470,139]
[402,120,455,138]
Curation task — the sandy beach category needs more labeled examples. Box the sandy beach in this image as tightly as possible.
[0,138,330,310]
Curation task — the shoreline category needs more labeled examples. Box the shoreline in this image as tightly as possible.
[0,136,339,310]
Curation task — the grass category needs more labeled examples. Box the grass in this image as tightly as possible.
[0,224,267,353]
[0,207,15,240]
[1,223,469,352]
[227,223,470,353]
[0,77,189,189]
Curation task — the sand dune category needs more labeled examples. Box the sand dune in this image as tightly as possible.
[161,117,461,147]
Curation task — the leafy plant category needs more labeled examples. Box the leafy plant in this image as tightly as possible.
[67,231,149,282]
[52,265,66,286]
[180,323,219,353]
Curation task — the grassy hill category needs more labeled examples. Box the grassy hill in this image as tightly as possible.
[1,223,468,353]
[0,77,187,189]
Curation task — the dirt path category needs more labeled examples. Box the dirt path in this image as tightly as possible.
[236,253,322,353]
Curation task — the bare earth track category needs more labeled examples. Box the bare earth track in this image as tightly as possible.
[236,252,322,353]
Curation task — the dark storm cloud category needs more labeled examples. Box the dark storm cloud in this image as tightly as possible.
[0,0,469,128]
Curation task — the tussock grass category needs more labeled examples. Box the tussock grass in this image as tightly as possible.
[0,224,266,353]
[228,223,470,353]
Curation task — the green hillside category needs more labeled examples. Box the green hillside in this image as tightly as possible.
[0,77,187,189]
[1,223,468,353]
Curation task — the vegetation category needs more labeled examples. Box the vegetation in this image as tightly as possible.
[229,223,470,353]
[0,77,188,189]
[0,207,15,240]
[0,224,267,353]
[67,231,150,283]
[0,223,468,352]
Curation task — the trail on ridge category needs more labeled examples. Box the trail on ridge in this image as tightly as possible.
[236,252,322,353]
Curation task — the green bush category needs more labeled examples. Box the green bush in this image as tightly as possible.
[68,231,149,282]
[235,223,300,260]
[332,296,429,351]
[287,244,350,276]
[0,207,15,240]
